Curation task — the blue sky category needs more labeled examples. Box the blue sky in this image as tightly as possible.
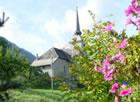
[0,0,134,55]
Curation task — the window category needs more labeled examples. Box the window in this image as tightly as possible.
[64,66,66,73]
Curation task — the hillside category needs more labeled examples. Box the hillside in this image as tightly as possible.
[0,36,35,63]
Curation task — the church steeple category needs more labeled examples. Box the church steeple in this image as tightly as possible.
[75,7,82,36]
[73,7,84,48]
[70,6,84,56]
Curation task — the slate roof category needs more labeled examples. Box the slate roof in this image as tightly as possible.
[39,47,71,61]
[31,47,71,67]
[54,48,71,61]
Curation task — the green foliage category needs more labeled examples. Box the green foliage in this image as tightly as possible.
[0,46,30,101]
[117,33,140,83]
[8,89,80,102]
[0,48,29,83]
[65,13,140,101]
[28,68,51,89]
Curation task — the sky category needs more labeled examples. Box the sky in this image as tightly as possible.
[0,0,134,56]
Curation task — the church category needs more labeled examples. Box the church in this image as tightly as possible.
[31,8,84,78]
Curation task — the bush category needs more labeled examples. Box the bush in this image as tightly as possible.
[63,11,140,101]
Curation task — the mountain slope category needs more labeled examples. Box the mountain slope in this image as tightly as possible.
[0,36,36,63]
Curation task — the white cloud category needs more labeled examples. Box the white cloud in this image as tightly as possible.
[53,41,67,49]
[44,0,100,32]
[43,0,100,49]
[0,12,49,55]
[0,0,100,55]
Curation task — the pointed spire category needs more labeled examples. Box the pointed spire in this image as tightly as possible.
[75,7,82,36]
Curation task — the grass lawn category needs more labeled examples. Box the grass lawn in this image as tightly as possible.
[7,89,79,102]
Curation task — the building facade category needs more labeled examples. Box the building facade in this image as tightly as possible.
[31,47,71,78]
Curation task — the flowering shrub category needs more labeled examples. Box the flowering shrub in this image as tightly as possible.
[94,37,134,102]
[63,0,140,102]
[67,18,140,101]
[103,22,113,32]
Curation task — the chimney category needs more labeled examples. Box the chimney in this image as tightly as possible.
[36,53,39,60]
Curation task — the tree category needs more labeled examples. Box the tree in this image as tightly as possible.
[0,47,30,101]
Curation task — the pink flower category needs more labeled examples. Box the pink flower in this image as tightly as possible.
[137,25,140,31]
[131,0,137,6]
[131,0,137,3]
[126,1,140,15]
[119,88,132,97]
[94,66,102,73]
[95,56,115,81]
[104,73,113,81]
[114,96,119,102]
[110,83,119,93]
[103,67,115,81]
[135,17,140,25]
[126,18,133,26]
[125,5,134,16]
[116,39,127,49]
[107,68,115,75]
[95,66,114,81]
[133,5,140,14]
[104,23,113,32]
[112,52,125,63]
[102,56,110,69]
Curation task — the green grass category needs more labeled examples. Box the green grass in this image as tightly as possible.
[7,89,79,102]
